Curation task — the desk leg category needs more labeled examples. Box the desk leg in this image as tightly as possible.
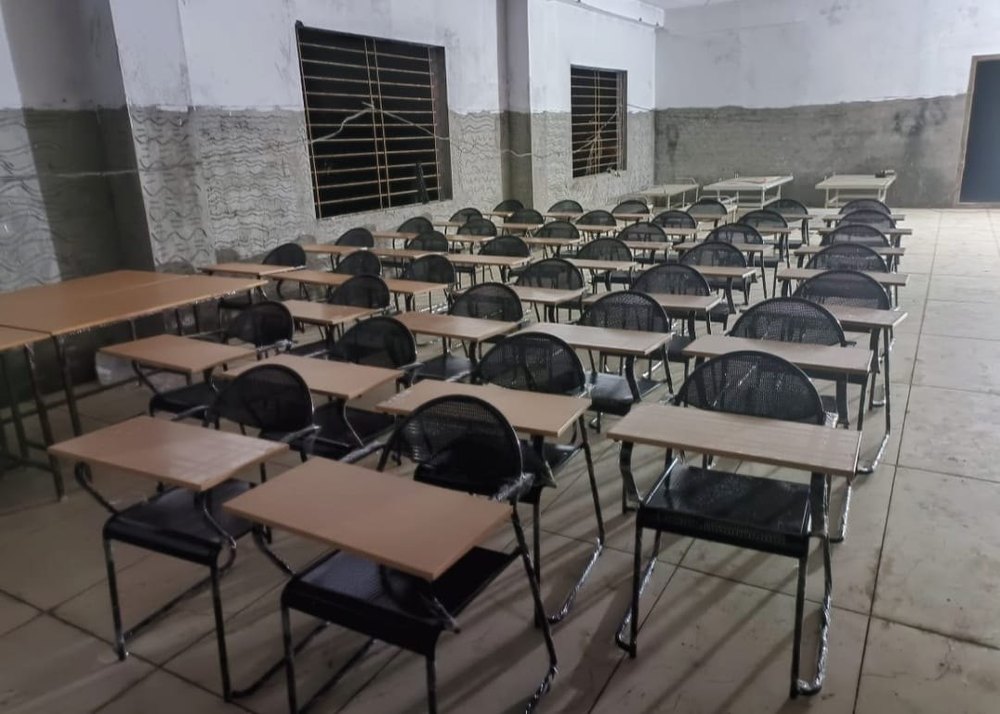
[24,345,63,499]
[792,473,832,697]
[0,352,28,457]
[858,328,890,475]
[53,336,82,436]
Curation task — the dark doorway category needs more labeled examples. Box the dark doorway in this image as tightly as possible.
[960,56,1000,203]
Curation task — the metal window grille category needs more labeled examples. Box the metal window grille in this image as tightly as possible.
[570,66,626,178]
[296,24,452,218]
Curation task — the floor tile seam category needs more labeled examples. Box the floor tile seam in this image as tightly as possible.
[885,461,1000,487]
[865,612,1000,653]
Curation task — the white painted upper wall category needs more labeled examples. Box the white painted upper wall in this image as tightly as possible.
[0,9,20,108]
[528,0,660,112]
[656,0,1000,108]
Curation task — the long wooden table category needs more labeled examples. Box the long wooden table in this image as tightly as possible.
[393,311,519,380]
[99,334,254,375]
[201,263,301,278]
[278,270,447,310]
[682,334,873,376]
[222,353,400,400]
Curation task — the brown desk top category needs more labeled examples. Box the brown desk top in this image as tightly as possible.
[776,267,909,287]
[371,231,418,241]
[394,311,519,342]
[280,270,447,297]
[201,262,300,277]
[822,213,906,223]
[100,334,255,374]
[824,305,908,330]
[582,291,722,313]
[48,415,287,491]
[446,254,532,268]
[753,225,793,235]
[0,270,185,315]
[655,226,699,237]
[0,275,265,336]
[574,223,619,233]
[223,457,510,581]
[301,243,359,257]
[817,226,912,236]
[520,236,585,248]
[283,300,376,326]
[370,247,434,260]
[223,353,401,400]
[793,245,905,257]
[612,213,651,222]
[688,208,737,221]
[433,219,466,228]
[508,285,586,306]
[385,278,450,296]
[566,258,638,272]
[684,334,873,376]
[0,326,49,351]
[608,403,861,478]
[544,211,582,220]
[377,381,588,439]
[501,222,545,232]
[620,241,673,253]
[691,265,759,280]
[522,322,671,357]
[674,241,770,254]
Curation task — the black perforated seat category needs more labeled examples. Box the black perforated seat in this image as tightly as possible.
[148,382,216,417]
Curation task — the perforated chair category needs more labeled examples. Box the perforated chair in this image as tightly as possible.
[839,209,895,233]
[577,209,617,234]
[687,197,730,225]
[329,274,391,310]
[575,237,634,291]
[650,209,696,231]
[578,291,671,426]
[631,263,714,386]
[805,244,888,274]
[407,230,449,252]
[494,198,524,213]
[679,240,752,318]
[547,199,584,214]
[278,396,557,714]
[335,227,374,247]
[616,351,834,699]
[449,207,482,223]
[505,208,544,228]
[516,257,585,320]
[220,242,306,308]
[334,250,382,276]
[620,221,671,264]
[820,223,890,248]
[532,220,582,259]
[466,234,531,283]
[450,282,524,323]
[839,198,891,216]
[456,217,497,237]
[400,255,456,312]
[765,197,811,245]
[398,216,434,234]
[149,301,295,420]
[708,222,779,298]
[612,199,649,218]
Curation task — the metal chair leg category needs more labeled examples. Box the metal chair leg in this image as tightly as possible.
[104,538,126,660]
[281,605,299,714]
[794,474,832,697]
[790,553,807,697]
[426,655,438,714]
[615,528,661,655]
[210,565,233,700]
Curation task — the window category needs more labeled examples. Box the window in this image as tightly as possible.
[296,24,452,218]
[570,66,626,178]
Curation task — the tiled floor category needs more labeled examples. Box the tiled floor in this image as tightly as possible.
[2,208,999,713]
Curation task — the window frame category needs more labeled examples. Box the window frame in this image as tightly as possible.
[570,65,627,178]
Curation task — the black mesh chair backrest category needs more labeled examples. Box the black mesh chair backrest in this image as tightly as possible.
[335,227,374,248]
[533,220,580,241]
[515,257,585,290]
[450,282,524,321]
[707,223,764,244]
[575,237,633,262]
[620,221,669,243]
[612,200,649,216]
[793,270,891,309]
[406,230,449,252]
[632,263,711,296]
[207,364,313,433]
[225,301,294,348]
[839,199,891,216]
[494,199,524,213]
[382,395,525,499]
[821,223,890,248]
[729,297,846,346]
[506,208,544,225]
[806,244,888,272]
[840,209,895,231]
[764,198,809,217]
[457,217,498,237]
[329,274,391,309]
[675,351,825,424]
[740,209,788,230]
[651,210,697,229]
[474,332,586,396]
[679,240,748,268]
[335,250,383,276]
[403,254,456,284]
[580,291,670,333]
[398,216,434,234]
[262,242,306,267]
[547,199,584,214]
[479,235,530,258]
[577,209,617,226]
[328,316,417,369]
[450,207,482,223]
[688,197,729,216]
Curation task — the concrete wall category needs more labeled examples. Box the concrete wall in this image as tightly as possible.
[654,0,1000,206]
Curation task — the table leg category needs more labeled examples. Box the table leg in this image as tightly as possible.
[0,352,28,458]
[52,336,82,436]
[24,345,63,499]
[858,327,890,475]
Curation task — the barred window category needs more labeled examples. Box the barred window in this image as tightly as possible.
[296,24,452,218]
[570,66,626,178]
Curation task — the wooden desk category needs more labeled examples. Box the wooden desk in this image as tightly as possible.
[690,265,759,281]
[776,267,908,288]
[522,322,670,357]
[824,305,907,331]
[620,241,673,256]
[608,403,860,478]
[394,311,518,343]
[301,243,361,258]
[820,212,906,223]
[282,300,375,327]
[224,458,510,581]
[222,353,400,400]
[573,223,619,234]
[674,241,771,255]
[201,263,300,278]
[508,285,586,307]
[0,270,185,315]
[544,211,582,221]
[501,222,546,233]
[654,226,699,238]
[794,245,905,259]
[377,380,588,439]
[566,258,638,272]
[683,334,873,376]
[49,415,286,491]
[0,326,47,351]
[816,227,912,241]
[612,213,650,222]
[446,254,532,269]
[99,334,254,374]
[582,291,721,314]
[371,231,418,246]
[280,270,447,300]
[520,236,585,249]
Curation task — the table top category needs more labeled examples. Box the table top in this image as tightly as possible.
[99,334,255,374]
[582,291,722,314]
[640,182,700,196]
[432,219,466,228]
[508,285,586,305]
[0,326,49,351]
[821,212,906,222]
[817,226,912,236]
[687,207,737,220]
[223,457,510,581]
[283,300,376,326]
[683,334,873,376]
[520,236,585,248]
[574,223,620,233]
[674,241,771,254]
[620,241,673,253]
[653,226,699,236]
[612,213,651,222]
[0,270,186,316]
[566,258,638,272]
[501,222,545,232]
[223,353,401,400]
[301,243,361,257]
[376,380,588,439]
[446,254,532,268]
[794,245,905,257]
[543,211,582,220]
[522,322,671,357]
[690,265,760,280]
[0,275,266,336]
[608,403,860,478]
[704,176,794,191]
[280,270,447,296]
[815,174,897,190]
[201,262,300,277]
[48,415,287,491]
[371,231,418,242]
[776,267,909,287]
[824,305,908,330]
[394,311,519,342]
